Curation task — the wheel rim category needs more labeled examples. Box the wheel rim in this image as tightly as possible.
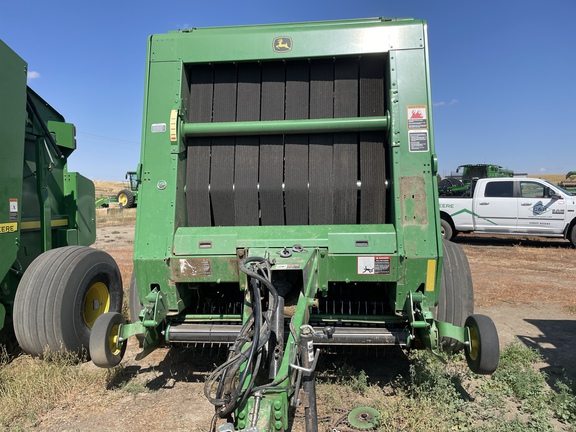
[468,326,479,361]
[83,282,111,328]
[108,324,122,355]
[118,194,127,206]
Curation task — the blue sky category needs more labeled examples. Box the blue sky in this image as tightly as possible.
[1,0,574,180]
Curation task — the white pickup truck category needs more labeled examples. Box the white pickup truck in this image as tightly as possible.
[439,177,576,246]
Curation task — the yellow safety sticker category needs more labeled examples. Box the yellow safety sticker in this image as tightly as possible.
[0,222,17,234]
[20,219,68,230]
[425,259,436,292]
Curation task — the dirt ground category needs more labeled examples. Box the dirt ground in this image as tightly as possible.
[33,218,576,431]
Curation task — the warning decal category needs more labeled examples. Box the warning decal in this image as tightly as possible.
[409,131,429,152]
[357,256,391,275]
[407,105,428,129]
[9,199,18,221]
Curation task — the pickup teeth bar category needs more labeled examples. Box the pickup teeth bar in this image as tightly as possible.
[316,299,388,316]
[189,300,390,317]
[165,323,404,346]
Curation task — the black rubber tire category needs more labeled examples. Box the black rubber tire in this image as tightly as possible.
[90,312,127,368]
[465,314,500,374]
[13,246,123,358]
[129,272,144,345]
[569,225,576,247]
[440,218,454,241]
[437,240,474,352]
[117,189,135,208]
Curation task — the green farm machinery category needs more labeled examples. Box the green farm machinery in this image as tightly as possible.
[117,170,140,208]
[0,39,123,357]
[558,171,576,193]
[438,163,514,196]
[96,169,140,208]
[88,18,500,430]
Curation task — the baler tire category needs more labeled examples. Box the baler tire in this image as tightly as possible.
[13,246,123,359]
[437,240,474,352]
[117,189,135,208]
[129,273,144,346]
[90,312,127,368]
[464,314,499,374]
[440,218,454,241]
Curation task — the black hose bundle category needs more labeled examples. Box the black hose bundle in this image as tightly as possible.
[204,256,279,418]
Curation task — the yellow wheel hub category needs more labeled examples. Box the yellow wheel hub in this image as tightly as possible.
[108,324,122,355]
[83,282,110,328]
[118,194,128,206]
[468,327,479,361]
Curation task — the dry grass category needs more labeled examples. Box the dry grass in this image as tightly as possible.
[527,173,570,184]
[0,348,118,429]
[96,208,137,226]
[93,180,128,197]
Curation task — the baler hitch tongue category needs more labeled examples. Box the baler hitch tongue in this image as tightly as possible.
[204,257,281,418]
[204,255,324,431]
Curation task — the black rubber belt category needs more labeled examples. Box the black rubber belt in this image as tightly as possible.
[187,64,213,227]
[359,56,386,224]
[333,57,359,224]
[234,63,260,226]
[308,59,334,225]
[259,62,285,226]
[210,64,237,227]
[284,60,309,225]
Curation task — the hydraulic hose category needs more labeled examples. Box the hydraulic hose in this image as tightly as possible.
[204,256,280,418]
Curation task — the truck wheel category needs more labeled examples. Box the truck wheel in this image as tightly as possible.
[117,189,135,208]
[437,240,474,352]
[129,273,144,345]
[13,246,122,359]
[440,218,454,240]
[465,314,499,374]
[90,312,127,368]
[569,225,576,247]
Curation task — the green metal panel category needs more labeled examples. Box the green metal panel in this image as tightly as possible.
[151,18,426,63]
[172,225,397,255]
[64,172,96,246]
[47,120,76,156]
[0,40,27,327]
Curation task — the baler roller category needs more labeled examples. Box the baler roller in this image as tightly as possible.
[181,116,389,138]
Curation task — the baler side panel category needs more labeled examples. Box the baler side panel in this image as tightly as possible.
[0,40,27,319]
[390,47,442,306]
[134,59,187,311]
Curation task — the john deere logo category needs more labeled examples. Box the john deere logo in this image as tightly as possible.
[273,37,292,53]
